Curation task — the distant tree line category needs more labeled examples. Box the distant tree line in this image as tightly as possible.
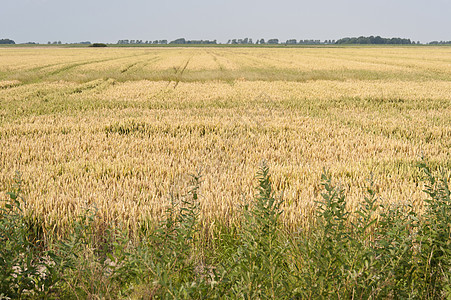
[336,36,412,44]
[227,38,335,45]
[118,38,217,45]
[113,38,431,46]
[5,37,451,46]
[285,39,336,45]
[169,38,217,44]
[428,41,451,45]
[0,39,15,44]
[117,40,168,45]
[226,38,278,44]
[64,37,421,46]
[227,38,253,44]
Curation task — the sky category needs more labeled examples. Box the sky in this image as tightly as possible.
[1,0,450,44]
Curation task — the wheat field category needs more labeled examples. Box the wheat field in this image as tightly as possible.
[0,47,450,236]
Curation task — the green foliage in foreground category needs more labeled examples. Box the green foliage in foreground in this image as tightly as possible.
[1,161,450,299]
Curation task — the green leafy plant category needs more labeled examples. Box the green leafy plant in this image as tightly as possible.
[1,160,450,298]
[416,160,451,298]
[291,170,353,298]
[49,206,134,298]
[0,172,56,298]
[129,171,211,299]
[224,161,288,299]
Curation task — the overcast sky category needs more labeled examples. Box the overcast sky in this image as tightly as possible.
[1,0,450,44]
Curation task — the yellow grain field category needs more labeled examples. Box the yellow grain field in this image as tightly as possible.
[0,46,450,236]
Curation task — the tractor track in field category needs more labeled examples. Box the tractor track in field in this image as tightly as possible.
[206,50,225,71]
[120,62,140,74]
[46,53,153,77]
[166,57,192,89]
[119,56,162,74]
[0,53,159,90]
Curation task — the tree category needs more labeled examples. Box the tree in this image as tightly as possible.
[90,43,107,47]
[373,36,384,44]
[169,38,186,44]
[0,39,15,44]
[336,36,412,45]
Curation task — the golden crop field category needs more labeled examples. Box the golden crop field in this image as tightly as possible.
[0,47,450,236]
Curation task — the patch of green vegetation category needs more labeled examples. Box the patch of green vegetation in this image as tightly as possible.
[1,160,450,298]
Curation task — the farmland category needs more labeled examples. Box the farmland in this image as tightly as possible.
[0,47,450,235]
[1,46,451,298]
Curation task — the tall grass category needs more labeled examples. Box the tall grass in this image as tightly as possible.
[1,159,450,298]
